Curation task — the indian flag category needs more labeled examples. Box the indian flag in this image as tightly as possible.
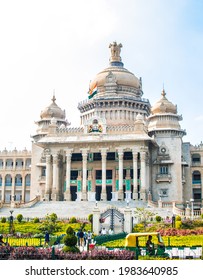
[88,84,97,99]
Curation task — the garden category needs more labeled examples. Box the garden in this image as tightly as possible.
[0,209,203,260]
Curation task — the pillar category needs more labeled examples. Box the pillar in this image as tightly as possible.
[132,150,138,200]
[140,151,147,201]
[51,154,60,201]
[64,150,72,201]
[92,204,101,235]
[101,148,108,201]
[118,148,124,200]
[44,154,52,201]
[81,149,88,201]
[124,205,133,233]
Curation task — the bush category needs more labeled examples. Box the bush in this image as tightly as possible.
[88,214,93,223]
[176,215,181,221]
[33,217,40,223]
[175,221,182,229]
[63,234,77,247]
[66,226,74,235]
[1,217,6,223]
[16,214,23,223]
[69,217,77,223]
[63,246,80,253]
[155,215,162,222]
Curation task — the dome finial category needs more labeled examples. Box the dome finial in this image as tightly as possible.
[161,86,166,97]
[52,89,56,103]
[109,42,123,66]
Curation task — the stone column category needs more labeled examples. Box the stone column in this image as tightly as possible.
[140,151,147,201]
[93,204,101,235]
[101,148,108,201]
[64,150,72,201]
[124,205,133,233]
[51,154,60,201]
[81,149,88,201]
[44,154,52,201]
[118,148,124,200]
[132,150,138,200]
[11,175,15,202]
[1,175,5,203]
[21,176,25,203]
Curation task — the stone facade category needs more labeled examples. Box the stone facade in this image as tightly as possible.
[0,42,202,209]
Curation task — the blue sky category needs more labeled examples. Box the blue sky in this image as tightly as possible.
[0,0,203,150]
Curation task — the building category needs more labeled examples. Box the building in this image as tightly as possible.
[0,42,202,210]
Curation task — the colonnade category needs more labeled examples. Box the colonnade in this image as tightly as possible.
[43,147,149,202]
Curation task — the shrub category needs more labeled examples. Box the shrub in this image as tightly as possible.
[69,217,77,223]
[66,226,74,235]
[155,215,162,222]
[88,214,93,223]
[1,217,6,223]
[33,217,40,223]
[16,214,23,223]
[63,234,77,247]
[133,223,145,232]
[175,215,181,221]
[175,221,182,229]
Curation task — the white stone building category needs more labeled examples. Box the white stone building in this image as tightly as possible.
[0,42,202,210]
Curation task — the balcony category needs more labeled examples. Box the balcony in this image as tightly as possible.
[156,173,172,183]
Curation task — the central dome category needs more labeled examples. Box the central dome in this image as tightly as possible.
[88,42,142,99]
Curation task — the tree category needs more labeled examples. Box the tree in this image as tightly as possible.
[134,208,156,230]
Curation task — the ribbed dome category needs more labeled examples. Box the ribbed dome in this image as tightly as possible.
[40,95,66,120]
[151,89,177,114]
[88,42,142,98]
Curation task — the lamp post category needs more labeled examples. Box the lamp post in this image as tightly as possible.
[9,210,14,234]
[190,198,194,220]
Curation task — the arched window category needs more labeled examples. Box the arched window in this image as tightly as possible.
[15,174,22,186]
[192,154,201,165]
[192,171,201,184]
[0,175,2,186]
[5,174,12,186]
[25,174,31,186]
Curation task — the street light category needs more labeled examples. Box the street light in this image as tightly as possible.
[190,198,194,220]
[9,210,14,234]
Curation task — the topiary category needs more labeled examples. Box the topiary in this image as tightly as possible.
[155,215,162,222]
[69,217,77,223]
[175,215,181,221]
[33,217,40,223]
[66,226,74,235]
[16,214,23,223]
[1,217,6,223]
[63,234,77,247]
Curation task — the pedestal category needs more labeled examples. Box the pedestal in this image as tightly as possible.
[111,192,118,201]
[88,192,96,201]
[76,192,82,201]
[64,192,71,201]
[125,192,132,201]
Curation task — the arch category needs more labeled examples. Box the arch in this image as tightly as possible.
[0,175,2,186]
[25,174,31,186]
[192,153,201,164]
[15,174,22,186]
[192,170,201,184]
[5,174,12,186]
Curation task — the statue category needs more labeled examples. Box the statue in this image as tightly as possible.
[109,42,122,62]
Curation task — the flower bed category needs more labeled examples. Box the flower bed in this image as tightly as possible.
[0,246,135,260]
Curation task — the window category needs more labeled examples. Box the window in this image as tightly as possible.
[160,165,168,174]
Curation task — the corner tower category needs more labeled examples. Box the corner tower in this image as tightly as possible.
[148,89,186,203]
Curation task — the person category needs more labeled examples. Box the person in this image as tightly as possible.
[146,235,154,255]
[0,235,6,246]
[44,231,50,247]
[83,231,87,246]
[78,229,84,246]
[87,230,92,245]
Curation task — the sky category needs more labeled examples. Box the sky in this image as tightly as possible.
[0,0,203,151]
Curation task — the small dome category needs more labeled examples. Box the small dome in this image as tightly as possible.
[40,95,66,120]
[151,89,177,115]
